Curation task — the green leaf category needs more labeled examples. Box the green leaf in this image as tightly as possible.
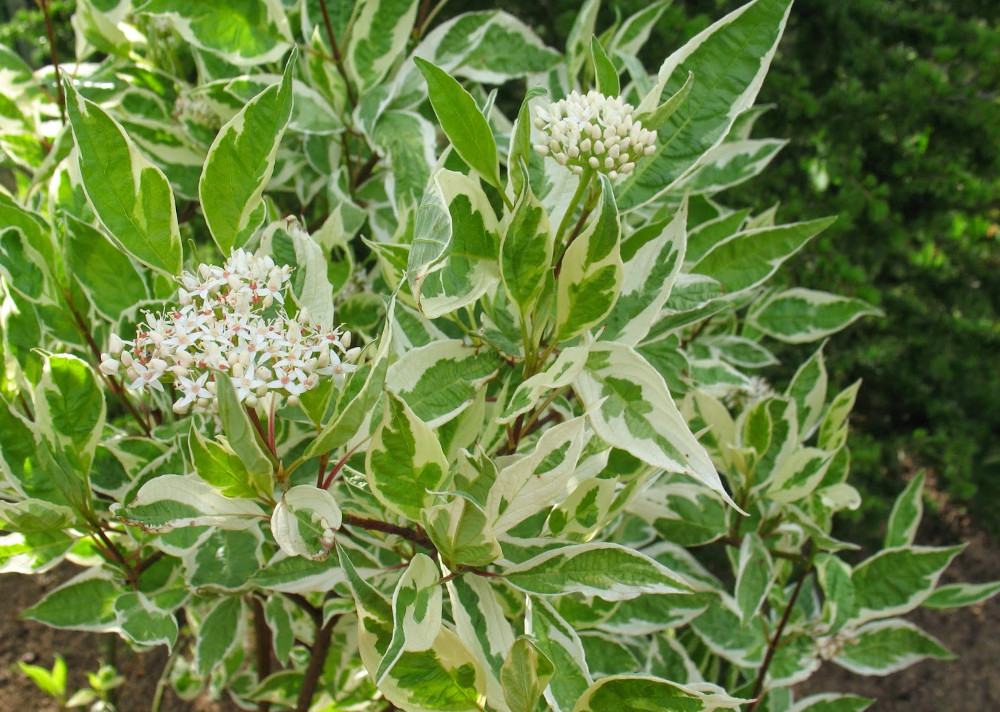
[415,58,504,194]
[884,471,925,549]
[602,198,686,345]
[409,169,501,318]
[139,0,292,65]
[386,340,499,428]
[749,288,882,343]
[112,474,265,532]
[376,553,443,684]
[785,346,828,440]
[833,619,954,675]
[735,533,773,624]
[850,545,963,623]
[501,637,554,712]
[214,372,274,492]
[270,484,342,560]
[789,694,874,712]
[188,429,259,500]
[22,569,118,632]
[590,37,620,96]
[63,79,182,276]
[195,597,244,677]
[505,543,691,601]
[0,530,74,574]
[366,391,449,521]
[923,580,1000,610]
[555,175,623,341]
[573,675,746,712]
[693,217,836,295]
[487,416,587,537]
[18,654,66,699]
[815,553,856,634]
[501,175,553,316]
[62,213,148,320]
[115,591,179,649]
[347,0,419,90]
[575,343,736,507]
[199,52,295,253]
[620,0,794,210]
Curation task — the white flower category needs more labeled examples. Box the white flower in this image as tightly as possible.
[533,90,657,179]
[101,246,358,414]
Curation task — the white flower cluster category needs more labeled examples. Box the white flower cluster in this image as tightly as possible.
[532,90,657,179]
[100,249,359,414]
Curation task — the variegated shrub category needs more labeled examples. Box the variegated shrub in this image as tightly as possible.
[0,1,996,711]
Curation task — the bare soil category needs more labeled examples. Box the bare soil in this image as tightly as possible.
[2,515,997,711]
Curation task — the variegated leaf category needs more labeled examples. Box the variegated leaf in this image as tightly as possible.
[602,198,686,345]
[112,475,266,532]
[409,169,500,317]
[487,416,587,537]
[63,79,182,276]
[506,543,691,601]
[270,485,342,560]
[555,175,623,341]
[200,54,295,253]
[366,391,449,521]
[386,340,499,428]
[621,0,794,210]
[574,343,735,507]
[749,287,882,343]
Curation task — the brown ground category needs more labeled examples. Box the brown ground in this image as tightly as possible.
[1,515,997,711]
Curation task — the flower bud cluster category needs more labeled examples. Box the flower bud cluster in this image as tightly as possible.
[100,249,359,415]
[532,90,657,179]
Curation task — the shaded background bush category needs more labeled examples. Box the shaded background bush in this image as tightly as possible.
[5,0,1000,537]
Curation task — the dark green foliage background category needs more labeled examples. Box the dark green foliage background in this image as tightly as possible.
[5,0,999,535]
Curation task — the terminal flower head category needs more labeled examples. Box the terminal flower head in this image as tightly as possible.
[100,248,359,414]
[532,90,657,179]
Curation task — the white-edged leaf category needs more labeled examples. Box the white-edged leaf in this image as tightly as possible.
[603,198,687,345]
[487,416,587,537]
[270,484,342,560]
[749,288,882,343]
[387,340,499,427]
[572,675,746,712]
[366,391,449,521]
[376,553,443,684]
[62,79,182,276]
[735,533,773,624]
[884,471,925,549]
[200,53,295,253]
[833,619,954,675]
[575,343,736,507]
[112,474,266,532]
[506,543,691,601]
[850,545,964,623]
